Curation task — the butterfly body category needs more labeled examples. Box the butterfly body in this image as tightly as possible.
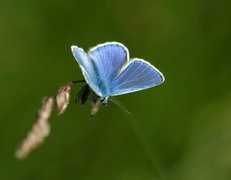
[75,84,108,116]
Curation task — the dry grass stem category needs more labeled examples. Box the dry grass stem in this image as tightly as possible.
[15,96,54,159]
[55,83,72,114]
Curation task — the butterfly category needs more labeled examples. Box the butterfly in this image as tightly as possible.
[71,42,165,116]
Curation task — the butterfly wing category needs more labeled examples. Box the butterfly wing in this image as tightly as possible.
[71,46,103,97]
[109,58,165,96]
[88,42,129,96]
[72,43,164,97]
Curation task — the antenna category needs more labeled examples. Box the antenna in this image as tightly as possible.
[109,97,133,116]
[110,97,164,178]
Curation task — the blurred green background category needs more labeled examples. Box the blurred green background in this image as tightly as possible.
[1,0,231,179]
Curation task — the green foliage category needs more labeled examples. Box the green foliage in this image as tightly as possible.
[0,0,231,179]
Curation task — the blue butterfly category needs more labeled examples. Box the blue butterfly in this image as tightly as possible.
[71,42,165,115]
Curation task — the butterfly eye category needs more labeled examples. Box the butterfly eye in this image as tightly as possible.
[100,97,108,106]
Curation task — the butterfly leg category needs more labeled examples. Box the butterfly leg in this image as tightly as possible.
[75,84,89,105]
[72,80,85,84]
